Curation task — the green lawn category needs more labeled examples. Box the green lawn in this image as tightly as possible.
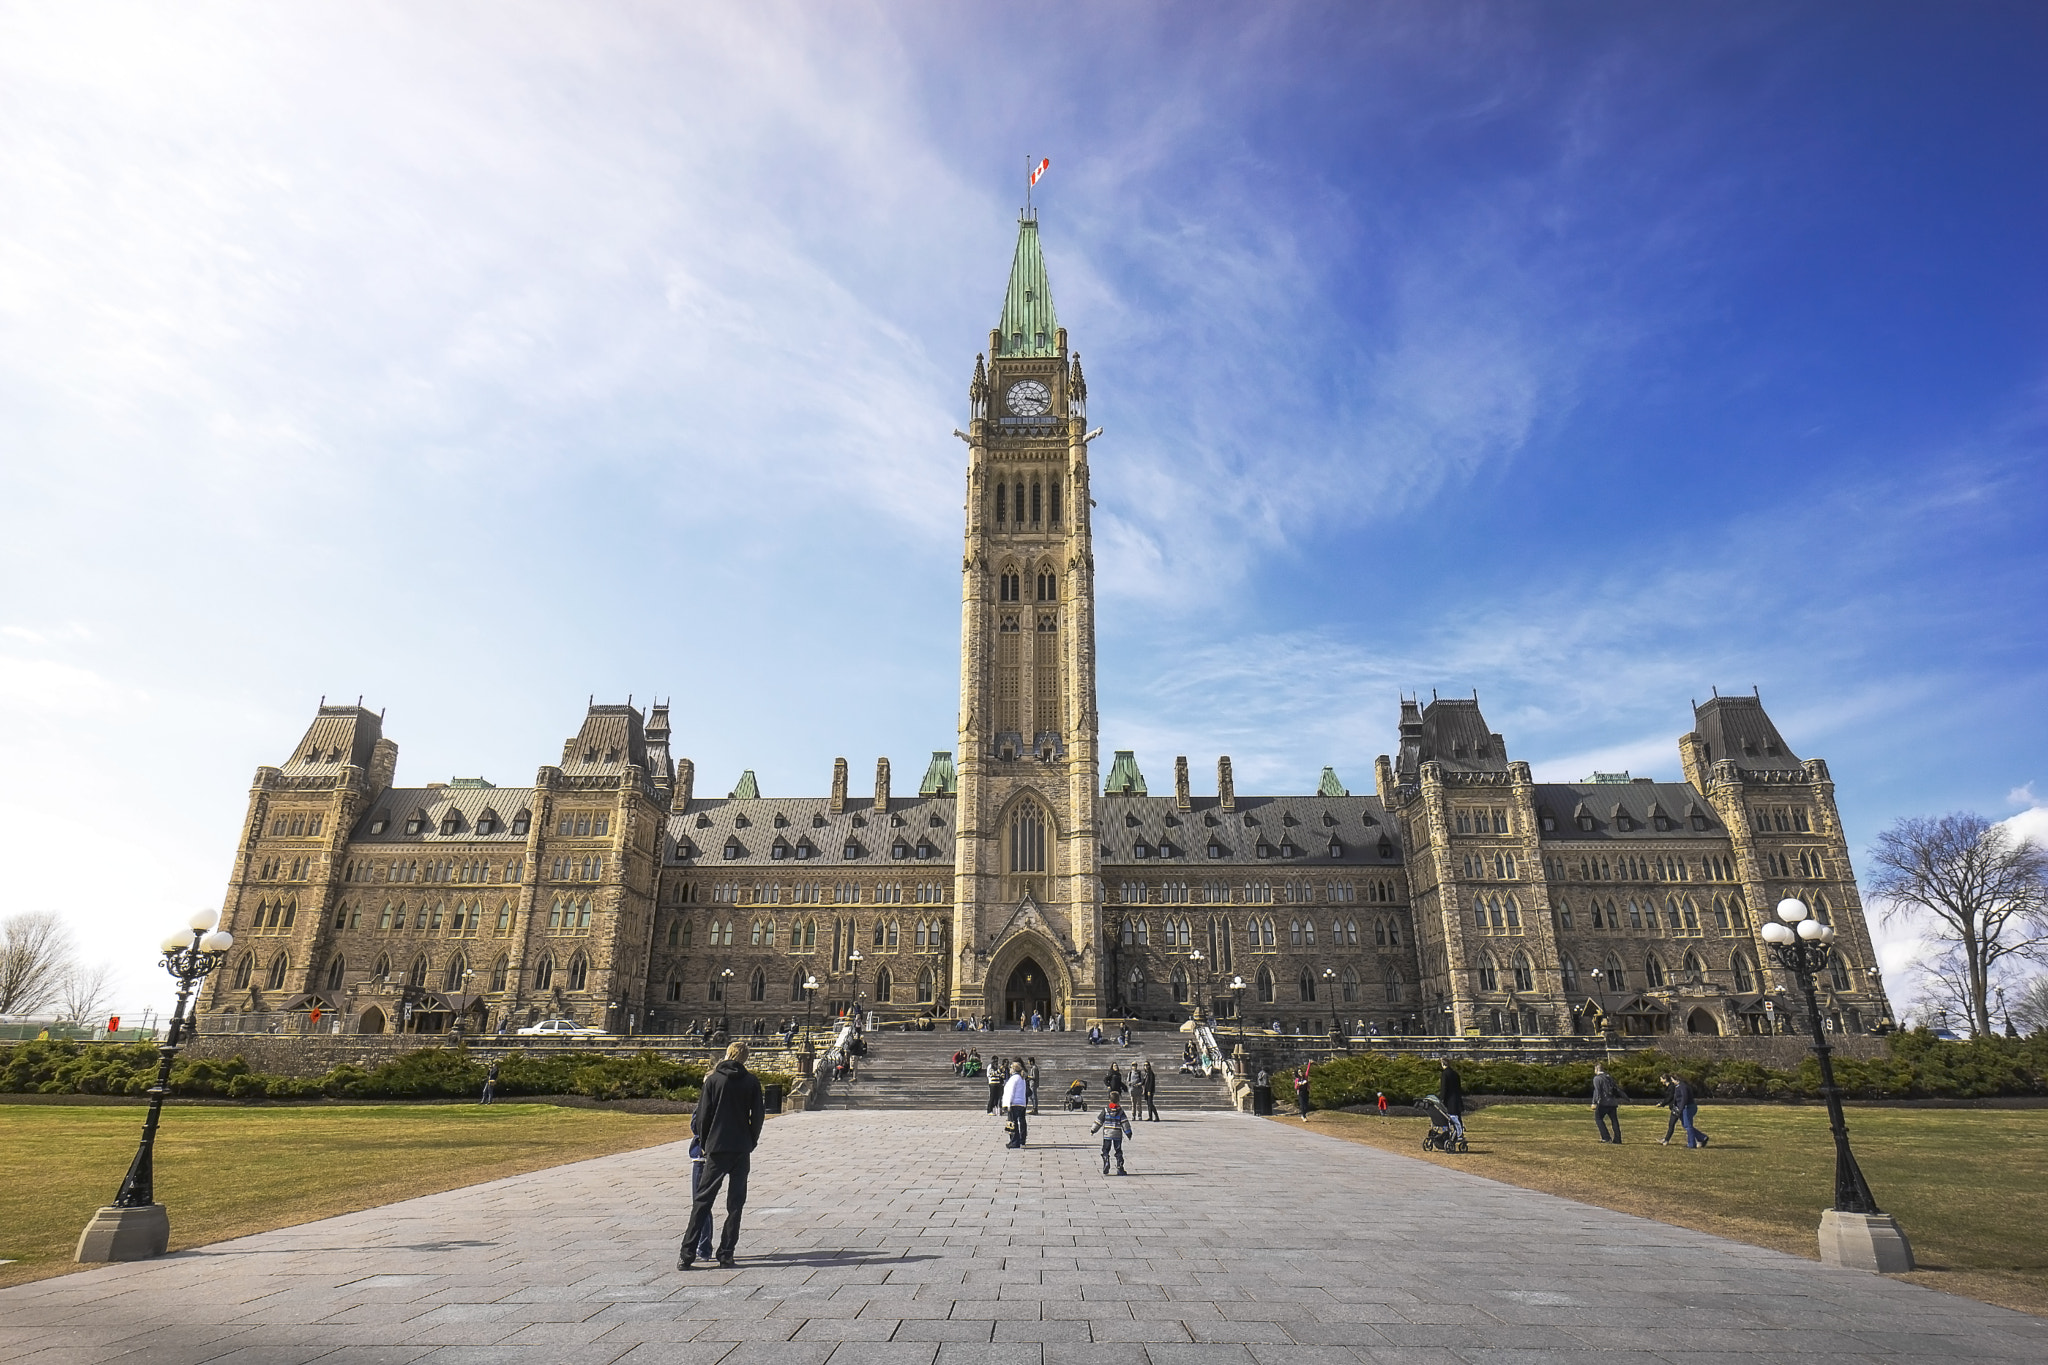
[0,1103,687,1288]
[1300,1103,2048,1317]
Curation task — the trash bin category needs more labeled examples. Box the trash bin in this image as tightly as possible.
[763,1083,784,1114]
[1252,1083,1273,1116]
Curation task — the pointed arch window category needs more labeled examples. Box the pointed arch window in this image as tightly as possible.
[1009,804,1046,873]
[266,953,290,991]
[1560,955,1579,993]
[1828,955,1853,991]
[1297,967,1316,1003]
[1644,954,1666,989]
[232,954,254,990]
[875,967,893,1003]
[996,483,1008,525]
[1340,967,1358,1003]
[1255,966,1275,1004]
[1605,955,1627,992]
[325,956,346,991]
[444,953,468,992]
[1512,953,1534,992]
[567,953,589,992]
[491,954,510,991]
[749,968,766,1002]
[1477,958,1499,992]
[917,966,936,1004]
[1384,966,1403,1003]
[1171,967,1189,1003]
[1732,953,1756,993]
[534,955,555,990]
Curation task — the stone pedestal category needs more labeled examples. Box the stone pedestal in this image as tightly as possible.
[75,1204,169,1263]
[1818,1209,1915,1273]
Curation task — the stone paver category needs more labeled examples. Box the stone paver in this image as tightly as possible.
[2,1107,2042,1364]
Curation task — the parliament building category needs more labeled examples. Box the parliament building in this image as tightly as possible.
[196,214,1893,1042]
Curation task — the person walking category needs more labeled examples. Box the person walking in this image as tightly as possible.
[1437,1059,1465,1142]
[986,1055,1006,1113]
[1660,1071,1707,1148]
[1103,1062,1127,1106]
[1002,1061,1030,1147]
[1091,1095,1133,1175]
[1376,1090,1388,1118]
[479,1059,500,1105]
[679,1041,765,1271]
[1139,1061,1160,1121]
[1591,1062,1623,1144]
[1026,1056,1041,1114]
[683,1136,716,1263]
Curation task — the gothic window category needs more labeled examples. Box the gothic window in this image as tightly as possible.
[875,967,893,1003]
[1560,955,1578,993]
[1384,967,1403,1003]
[1388,918,1400,947]
[1682,898,1700,932]
[568,953,589,992]
[1712,896,1731,930]
[1512,953,1534,992]
[1171,967,1188,1003]
[706,971,723,1002]
[1340,968,1358,1003]
[326,956,346,991]
[1829,955,1853,991]
[577,898,592,929]
[1605,955,1626,991]
[1374,919,1386,946]
[917,966,936,1003]
[1505,895,1521,929]
[1644,954,1666,989]
[443,954,467,992]
[406,954,429,989]
[333,902,349,931]
[1262,916,1277,947]
[996,483,1008,524]
[1477,958,1498,992]
[373,953,390,980]
[534,954,554,990]
[669,977,685,1002]
[491,954,509,991]
[281,900,297,929]
[1683,950,1706,980]
[1014,480,1025,523]
[1732,953,1756,993]
[1289,919,1302,947]
[1009,805,1047,873]
[749,968,766,1002]
[1627,900,1644,930]
[1049,478,1062,524]
[790,971,807,1001]
[1030,478,1041,524]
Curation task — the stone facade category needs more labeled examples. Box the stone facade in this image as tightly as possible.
[195,213,1892,1043]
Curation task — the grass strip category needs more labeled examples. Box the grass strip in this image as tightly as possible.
[0,1102,686,1288]
[1295,1103,2048,1317]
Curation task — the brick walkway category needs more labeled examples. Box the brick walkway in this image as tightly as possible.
[2,1106,2041,1364]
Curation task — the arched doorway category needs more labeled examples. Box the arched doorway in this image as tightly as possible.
[358,1007,386,1034]
[1686,1007,1722,1036]
[1004,958,1052,1025]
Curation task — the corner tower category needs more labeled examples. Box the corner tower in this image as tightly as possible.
[953,210,1103,1023]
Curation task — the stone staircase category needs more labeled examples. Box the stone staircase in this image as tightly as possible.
[817,1027,1234,1111]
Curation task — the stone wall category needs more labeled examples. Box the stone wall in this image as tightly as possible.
[181,1033,802,1078]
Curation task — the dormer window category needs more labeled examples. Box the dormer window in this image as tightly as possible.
[723,838,742,860]
[774,813,788,828]
[812,814,827,828]
[930,813,945,827]
[1255,841,1273,859]
[1125,814,1140,828]
[843,841,861,859]
[1377,838,1395,859]
[891,814,905,827]
[892,841,909,860]
[673,839,695,860]
[404,811,426,835]
[1539,811,1556,832]
[1279,841,1300,858]
[369,812,390,835]
[770,840,788,861]
[511,810,530,836]
[1327,839,1344,858]
[1134,842,1151,859]
[916,840,936,859]
[1322,813,1337,827]
[584,748,598,762]
[1282,813,1298,827]
[476,811,498,836]
[695,814,711,828]
[1158,841,1176,858]
[440,814,461,836]
[852,814,866,828]
[1207,841,1226,859]
[734,814,750,829]
[795,840,813,860]
[605,746,620,762]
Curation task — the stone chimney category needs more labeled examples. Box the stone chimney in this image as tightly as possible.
[671,757,694,814]
[1174,756,1192,810]
[830,757,849,813]
[874,757,891,813]
[1217,756,1235,811]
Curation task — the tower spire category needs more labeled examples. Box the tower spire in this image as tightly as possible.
[997,214,1060,357]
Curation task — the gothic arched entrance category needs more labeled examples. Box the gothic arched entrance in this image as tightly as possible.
[1003,957,1053,1025]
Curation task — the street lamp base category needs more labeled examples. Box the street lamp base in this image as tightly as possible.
[75,1204,169,1263]
[1818,1209,1915,1273]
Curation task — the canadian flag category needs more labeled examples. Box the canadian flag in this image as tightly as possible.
[1030,158,1050,187]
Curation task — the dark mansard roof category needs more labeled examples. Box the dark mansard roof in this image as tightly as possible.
[1099,795,1403,866]
[1396,696,1511,780]
[668,796,957,869]
[279,705,385,775]
[1690,695,1804,774]
[350,786,539,843]
[1531,780,1724,841]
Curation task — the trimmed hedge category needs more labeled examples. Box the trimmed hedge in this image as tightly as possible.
[0,1041,793,1104]
[1272,1030,2048,1109]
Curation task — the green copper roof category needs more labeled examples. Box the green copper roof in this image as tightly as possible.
[997,213,1060,357]
[919,751,957,796]
[1317,767,1349,798]
[1105,750,1148,796]
[729,769,760,799]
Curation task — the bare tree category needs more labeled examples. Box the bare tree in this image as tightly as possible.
[0,911,74,1016]
[57,961,118,1028]
[1870,814,2048,1037]
[2009,975,2048,1038]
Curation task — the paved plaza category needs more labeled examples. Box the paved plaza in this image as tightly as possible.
[2,1105,2043,1365]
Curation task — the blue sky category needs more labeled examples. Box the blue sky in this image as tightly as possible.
[3,2,2044,1019]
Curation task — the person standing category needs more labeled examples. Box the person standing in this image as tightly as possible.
[1104,1062,1127,1106]
[479,1059,500,1105]
[1091,1096,1133,1175]
[1026,1056,1041,1114]
[987,1056,1006,1113]
[1591,1062,1623,1144]
[1660,1071,1706,1148]
[1139,1061,1160,1121]
[1002,1061,1030,1147]
[1437,1059,1465,1142]
[679,1041,765,1271]
[1376,1090,1388,1118]
[1292,1061,1314,1120]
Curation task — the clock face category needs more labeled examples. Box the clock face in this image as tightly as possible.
[1006,379,1052,417]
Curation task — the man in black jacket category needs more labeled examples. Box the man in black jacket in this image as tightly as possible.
[680,1041,765,1270]
[1437,1059,1465,1142]
[1591,1062,1623,1144]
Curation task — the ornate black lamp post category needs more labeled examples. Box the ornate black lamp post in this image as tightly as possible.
[1187,948,1205,1021]
[802,973,820,1049]
[1228,974,1246,1054]
[848,949,864,1027]
[1760,897,1914,1272]
[717,967,734,1038]
[76,911,234,1263]
[1322,967,1339,1042]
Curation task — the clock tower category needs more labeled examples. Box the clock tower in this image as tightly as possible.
[952,209,1104,1024]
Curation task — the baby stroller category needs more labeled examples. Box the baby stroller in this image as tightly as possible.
[1418,1094,1468,1153]
[1065,1079,1088,1111]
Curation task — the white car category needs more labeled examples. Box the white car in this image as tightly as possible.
[515,1018,607,1037]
